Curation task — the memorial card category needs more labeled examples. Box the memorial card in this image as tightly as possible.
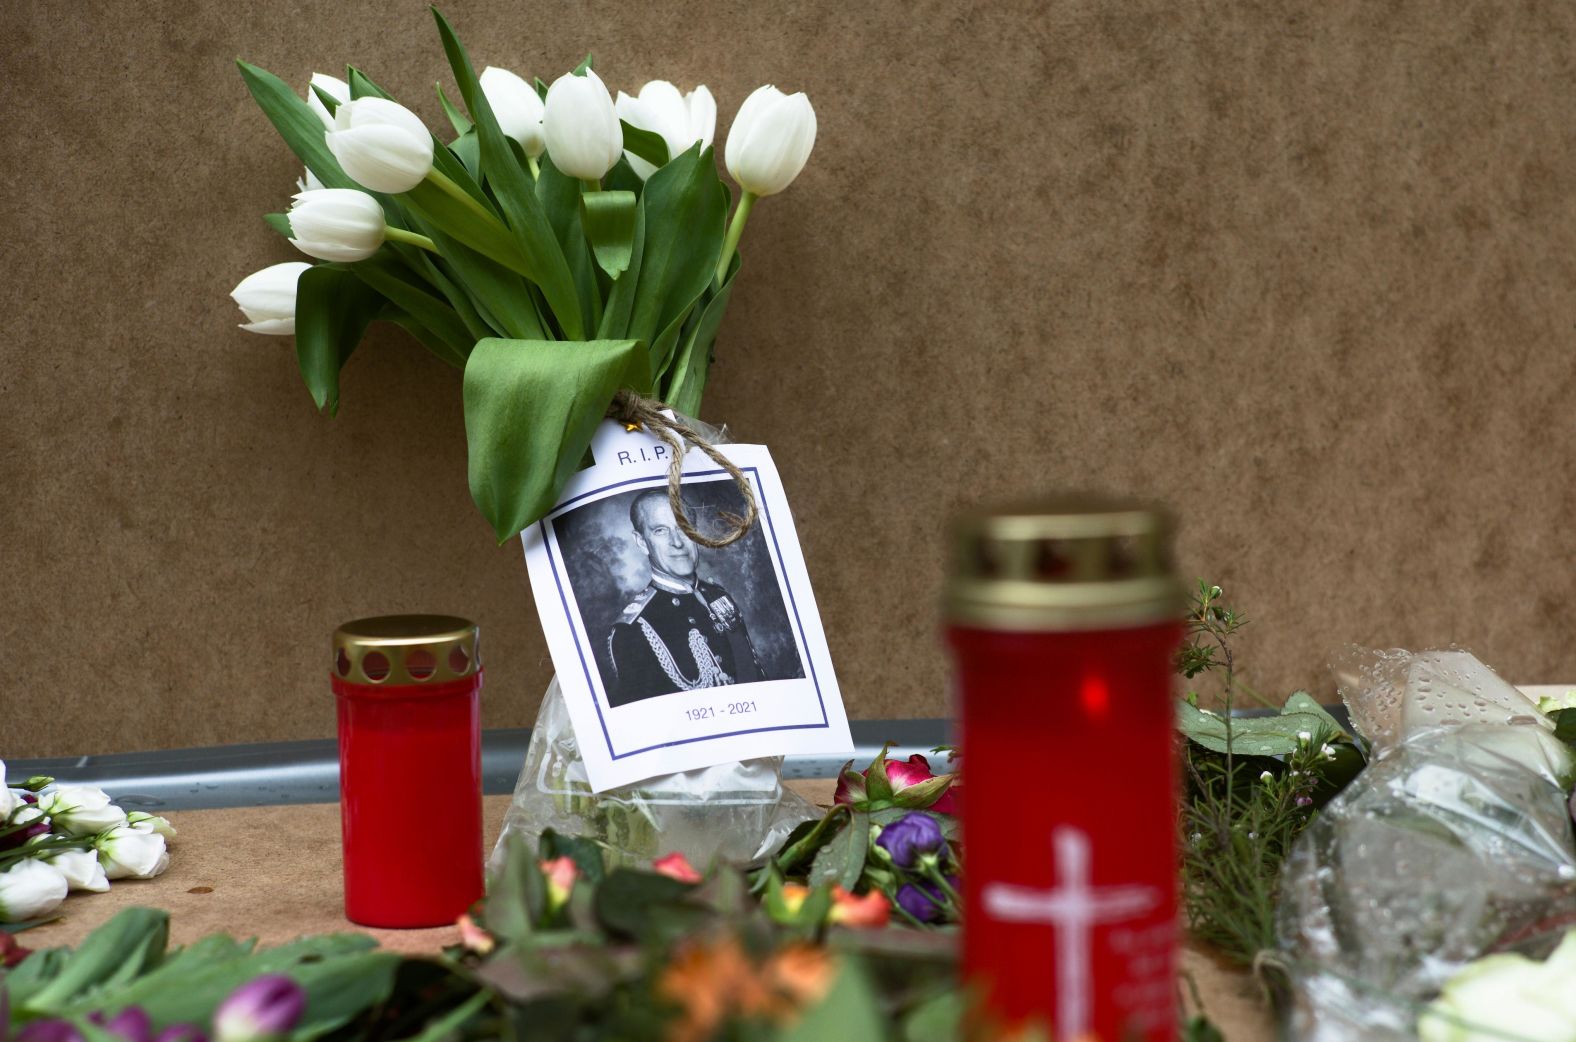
[521,419,852,792]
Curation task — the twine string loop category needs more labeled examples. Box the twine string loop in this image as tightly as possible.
[607,391,758,549]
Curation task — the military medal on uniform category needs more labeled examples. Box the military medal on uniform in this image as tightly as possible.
[519,418,852,792]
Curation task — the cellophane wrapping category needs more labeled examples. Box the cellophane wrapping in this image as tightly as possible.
[1277,648,1576,1040]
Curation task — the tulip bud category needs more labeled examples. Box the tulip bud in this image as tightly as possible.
[44,847,110,892]
[230,262,311,336]
[0,858,68,922]
[39,786,128,837]
[126,812,177,840]
[542,69,623,180]
[213,975,306,1042]
[479,66,546,158]
[95,824,170,880]
[724,85,816,197]
[305,73,350,128]
[651,851,702,884]
[538,856,578,912]
[325,97,434,194]
[614,81,715,180]
[285,189,386,262]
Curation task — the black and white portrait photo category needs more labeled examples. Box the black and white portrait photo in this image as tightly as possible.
[521,422,850,791]
[551,479,806,707]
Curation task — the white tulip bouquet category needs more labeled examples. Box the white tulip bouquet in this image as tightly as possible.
[231,10,816,541]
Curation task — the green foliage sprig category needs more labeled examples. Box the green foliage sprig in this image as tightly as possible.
[1175,582,1367,982]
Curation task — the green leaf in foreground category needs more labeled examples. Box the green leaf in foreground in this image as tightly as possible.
[1176,699,1337,757]
[462,337,649,542]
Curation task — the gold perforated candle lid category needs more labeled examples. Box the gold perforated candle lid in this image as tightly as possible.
[945,498,1184,630]
[332,615,480,685]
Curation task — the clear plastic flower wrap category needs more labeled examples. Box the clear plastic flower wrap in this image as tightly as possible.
[490,414,818,873]
[1277,648,1576,1041]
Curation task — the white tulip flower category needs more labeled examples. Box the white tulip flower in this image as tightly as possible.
[724,85,817,197]
[39,786,128,838]
[479,66,546,158]
[286,189,386,262]
[542,68,623,180]
[305,72,350,128]
[615,81,716,179]
[96,824,170,880]
[325,97,434,194]
[44,848,110,893]
[127,812,177,840]
[231,262,311,336]
[0,859,68,922]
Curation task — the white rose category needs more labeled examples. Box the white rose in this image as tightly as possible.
[0,859,68,922]
[96,825,170,880]
[39,786,128,837]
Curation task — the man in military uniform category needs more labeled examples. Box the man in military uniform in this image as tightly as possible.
[605,489,764,706]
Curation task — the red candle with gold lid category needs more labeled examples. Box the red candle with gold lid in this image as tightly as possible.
[331,615,484,928]
[945,500,1184,1041]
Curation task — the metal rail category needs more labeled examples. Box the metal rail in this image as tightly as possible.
[6,720,954,811]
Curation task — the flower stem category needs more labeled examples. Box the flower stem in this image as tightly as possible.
[527,156,541,180]
[921,862,961,905]
[714,190,756,284]
[424,168,500,226]
[581,177,601,194]
[384,227,439,253]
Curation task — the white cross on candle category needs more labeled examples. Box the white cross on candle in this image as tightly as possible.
[981,826,1161,1040]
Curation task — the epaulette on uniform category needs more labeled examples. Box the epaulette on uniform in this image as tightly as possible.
[616,587,657,625]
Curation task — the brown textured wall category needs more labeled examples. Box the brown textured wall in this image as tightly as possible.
[4,1,1576,757]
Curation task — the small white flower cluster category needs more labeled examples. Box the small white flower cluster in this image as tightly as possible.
[0,760,175,923]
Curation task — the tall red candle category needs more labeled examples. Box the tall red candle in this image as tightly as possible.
[331,615,484,928]
[945,501,1183,1042]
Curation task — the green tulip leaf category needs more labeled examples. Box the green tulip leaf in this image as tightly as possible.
[263,212,292,238]
[397,245,492,340]
[604,155,644,196]
[350,254,473,365]
[626,145,726,378]
[580,190,638,279]
[449,130,481,181]
[534,155,603,335]
[403,216,545,340]
[597,203,645,339]
[433,9,584,339]
[573,53,594,75]
[618,120,670,170]
[236,60,356,191]
[663,250,739,415]
[309,83,340,118]
[534,76,549,101]
[436,81,473,135]
[294,264,384,415]
[462,337,649,542]
[402,178,532,276]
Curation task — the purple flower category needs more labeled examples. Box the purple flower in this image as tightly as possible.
[895,879,957,923]
[17,1022,83,1042]
[154,1027,209,1042]
[875,813,945,868]
[213,975,306,1042]
[98,1008,153,1042]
